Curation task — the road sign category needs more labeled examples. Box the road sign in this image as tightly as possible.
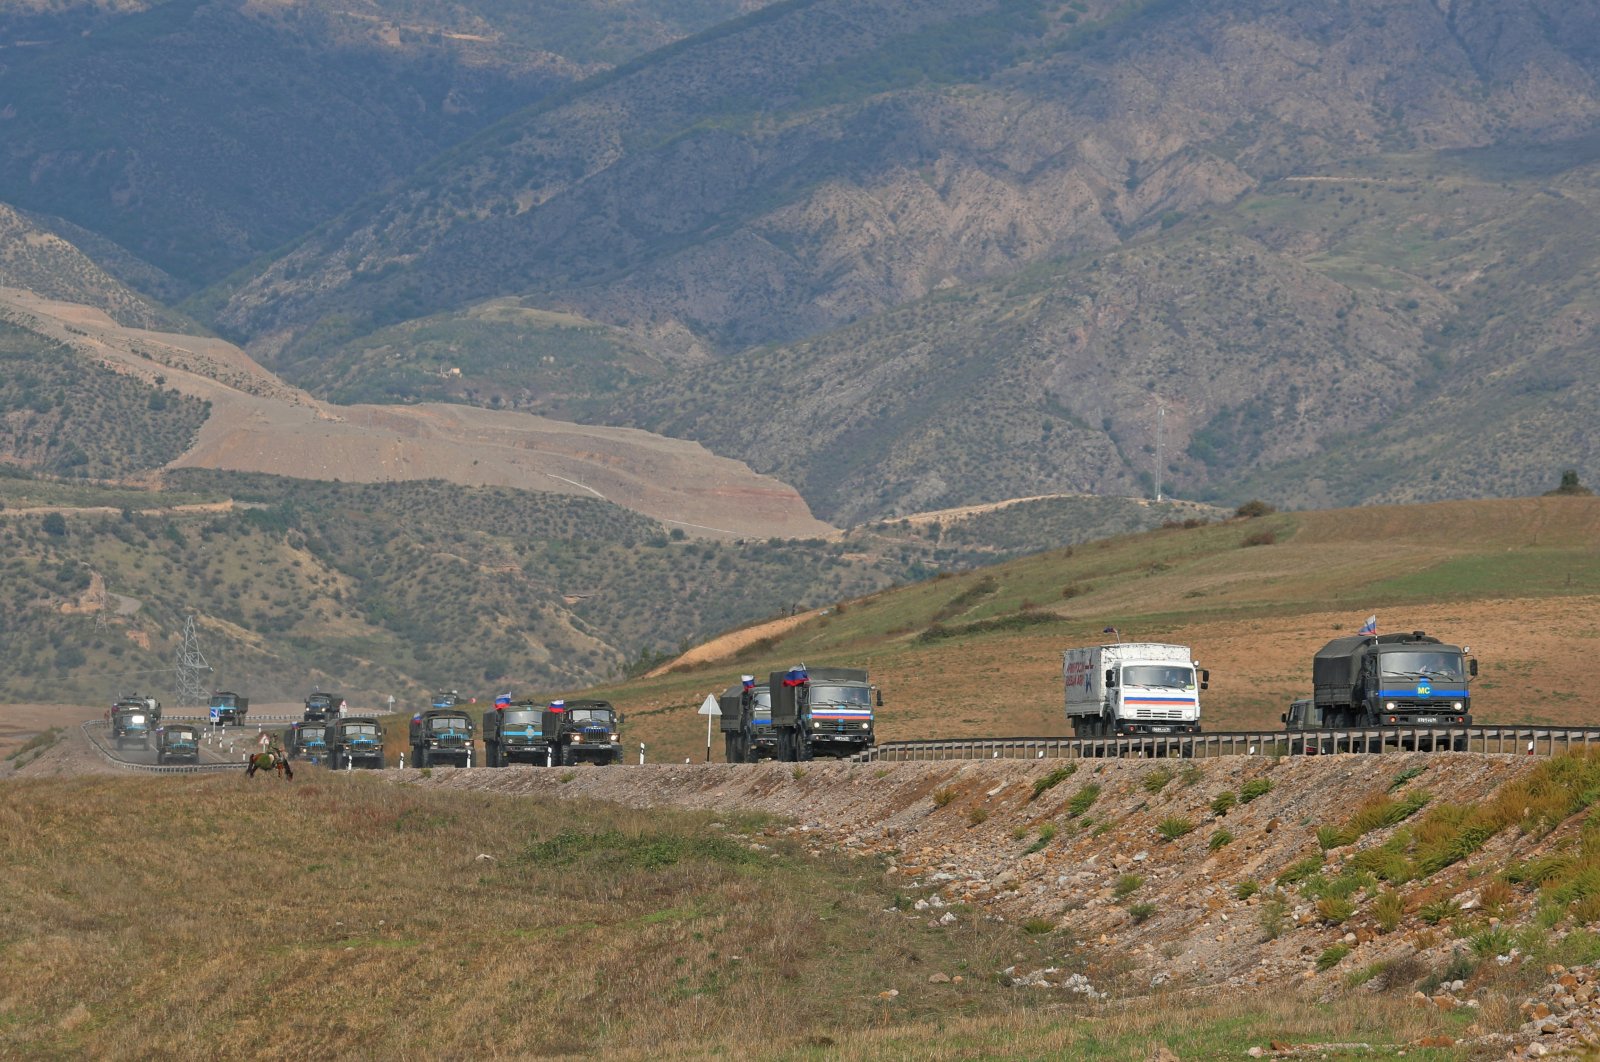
[699,694,720,763]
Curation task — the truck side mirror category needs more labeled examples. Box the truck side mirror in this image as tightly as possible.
[875,689,883,707]
[1105,670,1116,687]
[1281,712,1287,724]
[1469,659,1478,677]
[1200,669,1210,690]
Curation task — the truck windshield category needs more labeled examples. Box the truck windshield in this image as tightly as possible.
[168,730,196,742]
[211,696,238,707]
[430,716,470,731]
[1122,666,1194,689]
[500,710,540,725]
[300,728,325,741]
[345,724,379,736]
[809,685,871,706]
[568,709,614,724]
[1381,651,1464,680]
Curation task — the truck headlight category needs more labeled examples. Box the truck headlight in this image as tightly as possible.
[572,735,583,744]
[609,734,618,742]
[1452,701,1463,711]
[1384,701,1396,712]
[812,721,821,728]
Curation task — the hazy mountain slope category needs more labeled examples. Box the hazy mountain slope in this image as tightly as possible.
[0,205,188,330]
[213,0,1600,370]
[0,0,765,288]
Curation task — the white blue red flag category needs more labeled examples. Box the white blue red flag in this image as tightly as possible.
[1359,615,1377,636]
[494,692,512,708]
[741,675,756,690]
[782,666,808,688]
[549,699,566,712]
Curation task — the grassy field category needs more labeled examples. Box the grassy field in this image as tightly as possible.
[0,770,1480,1060]
[588,495,1600,763]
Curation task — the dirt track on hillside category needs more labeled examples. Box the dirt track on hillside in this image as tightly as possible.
[0,288,831,540]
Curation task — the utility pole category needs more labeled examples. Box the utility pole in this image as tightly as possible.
[1154,400,1166,502]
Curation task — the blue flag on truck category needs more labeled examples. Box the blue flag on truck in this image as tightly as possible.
[1359,615,1377,636]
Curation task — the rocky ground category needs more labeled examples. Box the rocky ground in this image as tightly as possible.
[403,753,1600,1057]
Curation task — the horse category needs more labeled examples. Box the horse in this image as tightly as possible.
[245,749,294,781]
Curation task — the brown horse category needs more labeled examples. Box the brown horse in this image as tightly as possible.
[245,750,294,780]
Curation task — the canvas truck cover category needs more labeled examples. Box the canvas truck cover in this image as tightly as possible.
[718,691,743,734]
[1313,636,1371,700]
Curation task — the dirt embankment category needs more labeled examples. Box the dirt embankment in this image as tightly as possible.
[407,753,1598,1053]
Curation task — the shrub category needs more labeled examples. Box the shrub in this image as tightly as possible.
[1211,791,1237,816]
[1011,825,1029,841]
[1470,926,1514,959]
[1180,763,1203,787]
[1031,764,1077,801]
[1157,817,1194,841]
[1241,530,1276,547]
[1235,499,1275,519]
[1317,943,1352,971]
[1389,766,1426,792]
[1128,902,1156,923]
[1143,768,1174,794]
[1317,825,1351,850]
[1022,918,1055,935]
[1374,890,1404,933]
[1114,874,1144,900]
[1278,856,1324,886]
[1235,881,1259,901]
[1209,829,1234,852]
[1259,897,1287,940]
[1024,823,1057,855]
[1240,778,1273,804]
[1317,896,1355,924]
[932,787,957,808]
[1066,785,1100,818]
[1419,898,1461,925]
[967,806,989,827]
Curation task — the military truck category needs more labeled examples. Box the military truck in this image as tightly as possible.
[409,706,475,768]
[110,700,156,750]
[718,677,779,763]
[302,691,343,722]
[768,665,880,761]
[482,699,551,767]
[432,690,463,710]
[1281,698,1329,754]
[327,717,386,769]
[1310,629,1477,750]
[283,721,331,764]
[154,723,200,764]
[208,690,249,727]
[542,699,622,766]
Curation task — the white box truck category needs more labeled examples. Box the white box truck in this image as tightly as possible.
[1063,642,1207,738]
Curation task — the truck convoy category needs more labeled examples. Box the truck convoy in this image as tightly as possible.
[767,665,879,761]
[481,698,551,767]
[1062,643,1207,738]
[542,699,622,766]
[409,706,475,767]
[1287,629,1476,750]
[209,690,248,727]
[718,676,778,763]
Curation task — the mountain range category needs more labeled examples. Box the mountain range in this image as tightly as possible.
[1,0,1598,526]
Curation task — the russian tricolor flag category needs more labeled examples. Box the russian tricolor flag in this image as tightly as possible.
[495,692,512,708]
[742,675,756,691]
[549,699,566,712]
[782,666,808,688]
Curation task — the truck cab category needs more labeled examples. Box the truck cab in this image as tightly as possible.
[327,718,386,769]
[767,666,879,761]
[284,721,330,763]
[208,691,249,727]
[1064,644,1206,738]
[303,692,342,722]
[409,709,474,768]
[154,723,200,764]
[482,700,550,767]
[543,699,622,766]
[111,701,155,749]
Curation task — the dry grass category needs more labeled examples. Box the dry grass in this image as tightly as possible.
[0,773,1054,1058]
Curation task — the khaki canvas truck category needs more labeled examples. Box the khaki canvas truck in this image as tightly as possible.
[409,708,475,768]
[541,699,622,766]
[482,699,552,767]
[327,717,385,769]
[154,723,200,764]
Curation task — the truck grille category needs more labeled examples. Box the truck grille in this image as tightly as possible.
[815,719,871,733]
[1133,708,1188,721]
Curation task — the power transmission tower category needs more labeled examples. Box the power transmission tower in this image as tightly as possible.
[173,615,212,706]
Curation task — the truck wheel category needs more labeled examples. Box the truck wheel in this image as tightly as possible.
[419,748,431,768]
[560,747,575,767]
[724,734,740,763]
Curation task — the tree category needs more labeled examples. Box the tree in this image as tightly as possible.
[42,512,66,537]
[1545,470,1594,497]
